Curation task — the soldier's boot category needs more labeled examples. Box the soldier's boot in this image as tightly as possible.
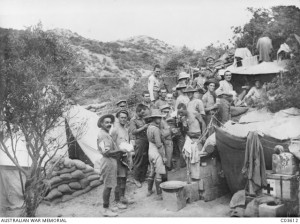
[147,178,155,197]
[155,179,163,200]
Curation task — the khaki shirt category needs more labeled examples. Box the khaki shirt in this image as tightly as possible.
[160,119,172,141]
[154,99,167,109]
[215,80,233,95]
[97,128,117,155]
[175,95,190,110]
[187,99,205,133]
[245,87,266,101]
[148,74,161,101]
[147,123,164,151]
[129,116,147,140]
[201,67,218,79]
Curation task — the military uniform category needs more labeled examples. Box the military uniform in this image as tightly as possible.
[160,118,173,169]
[148,74,161,102]
[110,122,130,204]
[96,129,118,188]
[154,99,167,109]
[129,116,149,183]
[147,123,166,177]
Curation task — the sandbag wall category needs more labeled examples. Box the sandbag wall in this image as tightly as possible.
[44,158,102,203]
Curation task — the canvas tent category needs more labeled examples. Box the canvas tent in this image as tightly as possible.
[230,60,288,75]
[0,105,101,209]
[215,108,300,194]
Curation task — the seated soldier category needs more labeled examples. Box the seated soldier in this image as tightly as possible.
[243,80,267,106]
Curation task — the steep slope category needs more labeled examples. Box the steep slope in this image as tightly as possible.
[0,27,179,108]
[49,28,178,105]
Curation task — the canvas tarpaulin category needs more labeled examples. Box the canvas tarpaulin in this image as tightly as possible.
[0,166,27,209]
[215,127,290,194]
[67,105,102,166]
[230,60,288,75]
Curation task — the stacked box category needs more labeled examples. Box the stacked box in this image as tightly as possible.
[263,170,299,201]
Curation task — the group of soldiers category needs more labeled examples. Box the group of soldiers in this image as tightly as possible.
[96,56,267,217]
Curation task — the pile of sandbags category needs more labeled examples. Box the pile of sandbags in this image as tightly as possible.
[44,158,102,203]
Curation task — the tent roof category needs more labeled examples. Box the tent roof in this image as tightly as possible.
[0,118,67,167]
[230,60,288,75]
[67,105,102,165]
[222,107,300,140]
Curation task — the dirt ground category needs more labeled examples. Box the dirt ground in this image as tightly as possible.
[2,168,231,217]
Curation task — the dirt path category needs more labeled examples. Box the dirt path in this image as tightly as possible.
[2,168,231,217]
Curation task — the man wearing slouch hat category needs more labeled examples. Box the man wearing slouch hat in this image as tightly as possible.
[95,114,127,217]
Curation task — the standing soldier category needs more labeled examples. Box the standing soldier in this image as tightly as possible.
[154,89,168,109]
[159,105,173,171]
[96,114,127,217]
[175,83,189,109]
[116,100,128,110]
[141,91,152,109]
[192,72,207,93]
[146,109,167,200]
[129,104,149,188]
[177,71,190,85]
[110,110,134,207]
[202,79,219,135]
[201,57,222,81]
[165,93,176,114]
[184,86,206,138]
[215,71,233,95]
[148,64,161,104]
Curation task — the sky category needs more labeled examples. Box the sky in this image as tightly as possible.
[0,0,300,50]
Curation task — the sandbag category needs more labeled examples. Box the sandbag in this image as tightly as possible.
[49,176,63,186]
[72,160,86,170]
[72,189,86,197]
[51,178,78,189]
[63,158,75,168]
[80,178,90,188]
[84,171,96,177]
[82,165,94,173]
[244,199,258,217]
[58,184,73,194]
[83,186,92,193]
[51,171,59,177]
[61,194,74,202]
[57,166,76,175]
[87,174,100,182]
[89,179,102,188]
[71,170,85,179]
[53,166,60,171]
[69,182,82,190]
[51,197,62,204]
[45,188,63,201]
[60,173,73,181]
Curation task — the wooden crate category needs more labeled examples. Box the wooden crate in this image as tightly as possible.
[259,203,286,217]
[263,171,299,201]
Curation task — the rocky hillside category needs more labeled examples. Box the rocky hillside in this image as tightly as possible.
[47,28,178,106]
